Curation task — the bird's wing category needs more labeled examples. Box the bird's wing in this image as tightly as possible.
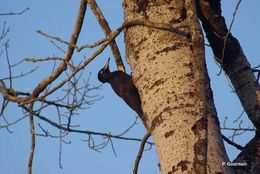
[119,79,143,116]
[110,71,143,116]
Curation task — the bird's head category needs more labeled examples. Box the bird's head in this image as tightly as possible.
[98,58,111,83]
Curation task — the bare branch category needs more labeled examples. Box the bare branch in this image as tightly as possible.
[3,40,12,88]
[0,99,8,116]
[24,57,63,62]
[222,134,243,150]
[0,21,10,41]
[116,116,138,137]
[133,130,152,174]
[22,104,155,145]
[57,107,64,169]
[0,7,29,16]
[37,30,107,51]
[50,41,66,53]
[1,113,12,133]
[28,103,35,174]
[221,127,256,131]
[78,38,107,50]
[0,80,24,103]
[0,67,38,81]
[233,110,245,123]
[108,136,117,157]
[37,30,75,48]
[10,59,24,68]
[0,115,28,129]
[88,0,125,72]
[31,0,87,98]
[24,57,77,70]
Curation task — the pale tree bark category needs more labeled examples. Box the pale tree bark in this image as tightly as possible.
[123,0,233,174]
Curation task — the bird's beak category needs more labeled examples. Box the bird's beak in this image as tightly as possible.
[104,57,110,70]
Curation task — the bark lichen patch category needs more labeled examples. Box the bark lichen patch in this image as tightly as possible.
[151,106,171,129]
[135,0,150,19]
[135,37,149,49]
[164,130,175,138]
[177,160,191,171]
[167,160,191,174]
[167,165,177,174]
[155,43,187,54]
[136,0,148,12]
[149,79,165,90]
[151,113,163,130]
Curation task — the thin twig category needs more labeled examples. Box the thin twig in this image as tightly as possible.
[116,116,138,137]
[0,7,29,16]
[1,114,12,133]
[24,57,63,62]
[0,21,10,41]
[4,40,12,88]
[0,67,38,81]
[0,115,28,129]
[0,99,9,116]
[217,0,242,75]
[37,30,107,51]
[22,105,155,145]
[28,103,35,174]
[220,127,256,131]
[78,38,107,50]
[50,41,66,53]
[222,134,243,150]
[10,59,24,68]
[109,136,117,157]
[37,30,76,48]
[133,130,152,174]
[57,107,63,169]
[233,110,245,123]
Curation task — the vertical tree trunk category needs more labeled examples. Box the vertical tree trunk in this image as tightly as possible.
[123,0,234,173]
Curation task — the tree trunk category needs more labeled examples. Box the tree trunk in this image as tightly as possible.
[123,0,233,173]
[196,1,260,173]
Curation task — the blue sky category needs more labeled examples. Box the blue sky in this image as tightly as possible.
[0,1,259,174]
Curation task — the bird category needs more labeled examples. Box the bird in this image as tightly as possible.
[98,58,143,117]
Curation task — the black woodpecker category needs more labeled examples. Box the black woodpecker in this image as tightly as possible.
[98,58,143,117]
